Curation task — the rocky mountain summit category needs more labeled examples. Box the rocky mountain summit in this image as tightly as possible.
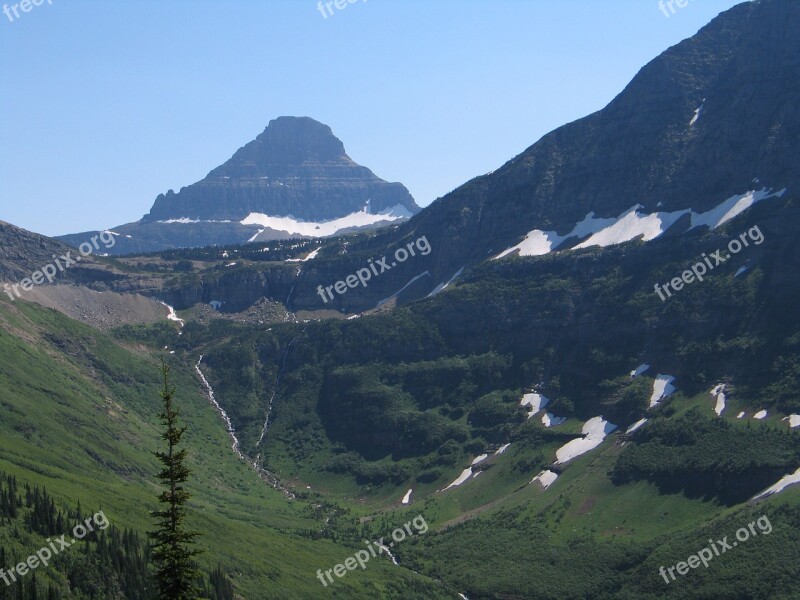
[58,117,419,254]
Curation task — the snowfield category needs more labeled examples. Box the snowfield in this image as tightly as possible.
[242,204,409,238]
[711,384,726,416]
[521,392,550,419]
[626,418,648,434]
[493,187,786,259]
[542,413,567,427]
[753,467,800,500]
[441,455,489,491]
[495,443,511,455]
[650,375,676,408]
[555,417,617,465]
[531,470,558,489]
[428,267,465,297]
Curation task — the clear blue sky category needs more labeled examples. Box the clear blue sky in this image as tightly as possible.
[1,0,744,237]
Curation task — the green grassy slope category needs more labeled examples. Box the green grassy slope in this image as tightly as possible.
[0,296,451,599]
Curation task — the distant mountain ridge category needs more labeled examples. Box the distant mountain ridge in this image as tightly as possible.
[58,117,419,255]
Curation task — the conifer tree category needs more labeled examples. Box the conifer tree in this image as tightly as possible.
[149,360,203,600]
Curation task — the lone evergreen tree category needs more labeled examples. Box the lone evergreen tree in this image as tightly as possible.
[150,360,203,600]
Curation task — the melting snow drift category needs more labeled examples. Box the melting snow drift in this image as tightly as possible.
[495,443,511,456]
[650,375,676,408]
[493,187,786,259]
[626,418,648,434]
[441,455,488,491]
[542,413,567,427]
[285,247,321,262]
[242,205,409,238]
[530,470,558,489]
[428,267,465,298]
[753,467,800,500]
[711,384,726,416]
[521,392,549,419]
[159,301,185,327]
[555,417,617,465]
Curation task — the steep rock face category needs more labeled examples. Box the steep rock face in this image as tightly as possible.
[0,221,120,286]
[144,116,418,223]
[361,0,800,296]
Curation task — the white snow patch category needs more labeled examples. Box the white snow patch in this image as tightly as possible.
[380,204,414,218]
[492,187,786,259]
[428,267,465,297]
[520,392,550,419]
[575,206,691,250]
[689,104,703,126]
[530,470,558,489]
[158,301,185,327]
[753,466,800,500]
[711,384,726,416]
[649,375,676,408]
[286,247,321,262]
[737,411,746,419]
[626,418,648,434]
[690,188,786,231]
[401,489,413,505]
[542,413,567,427]
[376,272,431,307]
[630,364,651,378]
[443,468,473,490]
[495,443,511,456]
[555,417,617,465]
[241,206,405,238]
[441,455,488,491]
[493,230,564,259]
[160,218,200,224]
[493,212,617,259]
[754,410,768,420]
[789,415,800,428]
[248,228,265,243]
